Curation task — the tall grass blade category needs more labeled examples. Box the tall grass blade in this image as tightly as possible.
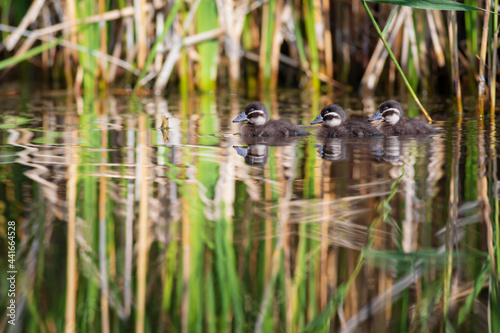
[382,5,399,36]
[0,36,63,70]
[366,0,489,12]
[196,0,219,91]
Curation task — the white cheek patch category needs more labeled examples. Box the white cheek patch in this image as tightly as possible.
[382,108,401,125]
[324,117,341,127]
[252,117,266,126]
[247,110,266,125]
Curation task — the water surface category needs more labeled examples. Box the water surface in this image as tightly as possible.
[1,92,499,332]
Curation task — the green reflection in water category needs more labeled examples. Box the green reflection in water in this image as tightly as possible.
[0,93,498,332]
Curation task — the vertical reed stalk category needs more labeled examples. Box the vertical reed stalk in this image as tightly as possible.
[196,0,219,91]
[465,0,479,86]
[303,0,320,90]
[322,0,334,80]
[361,1,431,122]
[99,103,110,333]
[490,0,498,112]
[65,0,78,62]
[270,0,284,89]
[123,118,135,318]
[448,11,463,114]
[478,0,492,115]
[135,113,149,333]
[259,0,275,90]
[98,0,108,85]
[134,0,147,69]
[64,127,78,333]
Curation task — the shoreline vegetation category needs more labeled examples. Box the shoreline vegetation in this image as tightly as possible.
[0,0,498,114]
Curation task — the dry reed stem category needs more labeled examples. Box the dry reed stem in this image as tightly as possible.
[270,0,285,88]
[64,127,78,333]
[135,113,149,333]
[0,25,142,75]
[134,0,147,69]
[490,3,498,112]
[427,10,445,67]
[154,0,201,91]
[322,0,333,79]
[478,0,492,114]
[65,0,78,62]
[4,0,45,50]
[361,7,406,91]
[11,2,161,58]
[258,1,270,88]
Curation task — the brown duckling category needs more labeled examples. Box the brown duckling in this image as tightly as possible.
[368,100,438,135]
[233,102,309,137]
[310,104,383,137]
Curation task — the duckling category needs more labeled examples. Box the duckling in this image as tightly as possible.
[368,100,438,135]
[310,104,383,137]
[233,102,309,137]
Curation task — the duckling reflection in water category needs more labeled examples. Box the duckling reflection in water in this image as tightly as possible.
[233,102,310,137]
[368,100,439,135]
[311,104,383,137]
[317,138,346,161]
[233,144,269,166]
[233,135,300,165]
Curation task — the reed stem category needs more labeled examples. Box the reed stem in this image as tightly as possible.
[361,1,431,122]
[478,0,492,115]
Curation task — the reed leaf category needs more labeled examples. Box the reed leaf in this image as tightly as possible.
[457,258,489,324]
[0,36,63,71]
[366,0,488,12]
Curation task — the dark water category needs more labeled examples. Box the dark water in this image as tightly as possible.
[0,91,499,332]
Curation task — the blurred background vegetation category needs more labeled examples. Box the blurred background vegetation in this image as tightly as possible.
[0,0,498,108]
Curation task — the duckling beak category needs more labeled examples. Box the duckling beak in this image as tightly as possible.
[368,110,382,122]
[310,114,323,125]
[233,146,248,157]
[232,111,248,123]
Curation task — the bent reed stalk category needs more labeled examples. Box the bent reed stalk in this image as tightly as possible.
[0,0,498,110]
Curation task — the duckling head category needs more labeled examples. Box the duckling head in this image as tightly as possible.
[310,104,346,127]
[232,102,269,126]
[368,100,402,125]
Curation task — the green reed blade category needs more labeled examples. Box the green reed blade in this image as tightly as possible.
[303,0,320,90]
[1,0,12,41]
[196,0,219,92]
[0,36,63,71]
[382,5,400,37]
[366,0,489,12]
[458,258,489,324]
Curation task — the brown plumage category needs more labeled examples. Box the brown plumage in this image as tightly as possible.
[368,100,438,135]
[311,104,383,138]
[233,102,309,137]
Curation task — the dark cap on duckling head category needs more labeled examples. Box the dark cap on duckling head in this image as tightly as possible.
[310,104,346,127]
[368,100,403,125]
[232,102,269,125]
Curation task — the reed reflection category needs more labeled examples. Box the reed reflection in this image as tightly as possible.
[1,94,498,333]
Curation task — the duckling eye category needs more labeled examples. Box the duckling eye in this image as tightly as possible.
[249,108,254,112]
